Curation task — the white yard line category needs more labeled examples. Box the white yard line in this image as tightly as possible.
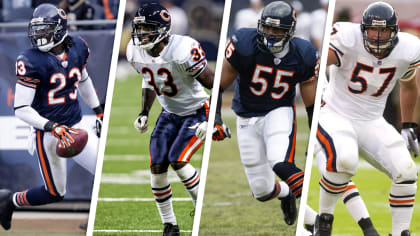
[98,197,191,202]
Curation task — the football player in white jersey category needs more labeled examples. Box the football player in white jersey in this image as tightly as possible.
[314,2,419,236]
[127,3,230,236]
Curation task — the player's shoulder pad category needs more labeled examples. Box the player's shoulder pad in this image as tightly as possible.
[331,22,359,49]
[166,34,202,63]
[230,28,257,56]
[16,48,42,69]
[397,32,420,62]
[71,35,90,58]
[291,37,318,66]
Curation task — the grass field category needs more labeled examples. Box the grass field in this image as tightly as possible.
[198,94,311,236]
[307,153,420,235]
[93,70,200,235]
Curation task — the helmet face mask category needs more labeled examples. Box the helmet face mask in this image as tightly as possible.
[257,1,296,54]
[131,3,171,50]
[361,2,398,59]
[28,4,68,52]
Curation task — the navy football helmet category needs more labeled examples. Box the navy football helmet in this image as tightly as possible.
[28,3,68,52]
[257,1,296,53]
[361,2,398,58]
[131,3,171,50]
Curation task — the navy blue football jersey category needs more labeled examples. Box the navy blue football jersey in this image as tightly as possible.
[226,28,318,117]
[16,36,90,127]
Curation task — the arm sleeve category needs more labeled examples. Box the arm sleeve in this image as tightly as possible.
[14,83,49,130]
[78,68,100,109]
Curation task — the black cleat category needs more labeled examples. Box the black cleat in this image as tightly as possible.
[0,189,15,230]
[363,227,380,236]
[388,230,411,236]
[162,223,180,236]
[305,224,314,234]
[314,213,334,236]
[358,217,379,236]
[280,191,297,225]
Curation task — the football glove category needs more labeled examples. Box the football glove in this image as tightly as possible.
[52,124,78,149]
[96,113,103,137]
[213,123,231,141]
[134,115,148,133]
[189,121,208,141]
[401,122,419,157]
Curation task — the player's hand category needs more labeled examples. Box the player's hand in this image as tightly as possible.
[52,124,78,148]
[401,122,419,157]
[96,114,103,137]
[134,115,148,133]
[189,121,208,141]
[213,123,231,141]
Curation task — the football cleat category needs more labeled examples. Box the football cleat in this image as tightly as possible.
[305,224,314,234]
[280,191,297,225]
[0,189,15,230]
[162,223,180,236]
[314,213,334,236]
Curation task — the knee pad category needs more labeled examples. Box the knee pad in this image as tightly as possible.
[334,135,359,175]
[244,163,275,199]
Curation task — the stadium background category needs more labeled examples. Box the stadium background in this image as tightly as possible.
[0,0,118,234]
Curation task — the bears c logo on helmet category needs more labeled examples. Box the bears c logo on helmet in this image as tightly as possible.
[58,9,67,19]
[160,10,170,21]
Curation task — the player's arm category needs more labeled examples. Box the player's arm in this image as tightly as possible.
[220,58,238,90]
[133,87,156,134]
[300,78,317,127]
[78,68,104,137]
[399,69,419,156]
[195,65,214,89]
[327,48,339,67]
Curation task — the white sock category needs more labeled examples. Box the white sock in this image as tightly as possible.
[319,172,351,214]
[175,164,200,207]
[389,181,416,235]
[277,181,290,198]
[151,172,177,225]
[304,205,317,226]
[342,181,370,222]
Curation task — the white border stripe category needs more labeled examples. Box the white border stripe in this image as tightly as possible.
[94,230,192,233]
[295,0,336,235]
[86,0,127,235]
[99,197,191,202]
[192,0,232,235]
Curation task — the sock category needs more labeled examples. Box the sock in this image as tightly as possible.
[304,205,317,226]
[174,164,200,207]
[272,162,304,198]
[342,181,370,223]
[319,171,351,214]
[13,186,63,207]
[151,172,177,225]
[389,181,416,236]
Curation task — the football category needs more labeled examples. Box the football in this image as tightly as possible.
[56,128,88,158]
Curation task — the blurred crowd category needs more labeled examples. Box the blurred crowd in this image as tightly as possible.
[0,0,119,30]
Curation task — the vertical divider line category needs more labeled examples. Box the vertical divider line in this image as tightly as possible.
[192,0,233,235]
[295,0,336,235]
[86,1,127,235]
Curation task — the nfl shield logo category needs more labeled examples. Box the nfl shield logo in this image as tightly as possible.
[377,60,382,65]
[61,61,68,68]
[274,58,281,65]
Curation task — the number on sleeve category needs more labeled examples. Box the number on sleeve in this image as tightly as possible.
[16,61,27,76]
[225,40,236,59]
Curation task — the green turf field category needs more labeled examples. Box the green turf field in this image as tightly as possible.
[198,95,311,236]
[307,154,420,235]
[93,71,201,235]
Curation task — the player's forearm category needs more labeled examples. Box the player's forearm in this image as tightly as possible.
[79,76,101,109]
[400,80,418,123]
[141,88,156,115]
[15,106,49,130]
[300,79,317,107]
[196,65,214,89]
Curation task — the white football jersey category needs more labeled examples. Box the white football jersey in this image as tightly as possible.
[127,35,209,116]
[325,22,420,120]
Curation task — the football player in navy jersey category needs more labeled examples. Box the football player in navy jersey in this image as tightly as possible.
[220,1,317,226]
[0,4,103,230]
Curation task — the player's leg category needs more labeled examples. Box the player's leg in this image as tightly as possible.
[314,107,359,236]
[315,144,378,235]
[0,131,67,230]
[71,121,99,175]
[358,118,417,236]
[236,115,292,224]
[168,106,208,208]
[149,112,180,234]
